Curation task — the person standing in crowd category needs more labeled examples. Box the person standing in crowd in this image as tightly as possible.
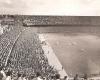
[30,76,37,80]
[22,74,27,80]
[17,73,22,80]
[0,24,3,35]
[36,72,43,80]
[0,66,6,80]
[6,70,12,80]
[0,69,3,80]
[83,74,87,80]
[42,77,46,80]
[51,76,54,80]
[74,74,79,80]
[63,76,67,80]
[55,74,60,80]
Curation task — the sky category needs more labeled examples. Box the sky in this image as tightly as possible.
[0,0,100,15]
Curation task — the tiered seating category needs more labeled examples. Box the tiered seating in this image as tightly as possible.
[6,30,57,79]
[0,22,25,65]
[0,21,57,79]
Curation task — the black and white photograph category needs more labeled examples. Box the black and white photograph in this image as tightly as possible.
[0,0,100,80]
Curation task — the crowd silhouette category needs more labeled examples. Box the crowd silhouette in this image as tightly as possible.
[0,66,68,80]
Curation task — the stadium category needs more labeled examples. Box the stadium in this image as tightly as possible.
[0,15,100,80]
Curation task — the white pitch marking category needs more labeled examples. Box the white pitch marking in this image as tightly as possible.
[39,34,68,78]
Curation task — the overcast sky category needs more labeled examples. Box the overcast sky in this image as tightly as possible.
[0,0,100,15]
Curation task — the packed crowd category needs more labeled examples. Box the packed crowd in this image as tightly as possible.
[0,24,61,80]
[0,33,58,79]
[0,16,68,80]
[0,66,68,80]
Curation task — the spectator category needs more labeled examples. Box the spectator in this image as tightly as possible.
[74,74,79,80]
[22,74,27,80]
[51,76,54,80]
[83,74,87,80]
[36,72,43,80]
[0,70,3,80]
[42,77,46,80]
[6,70,12,80]
[55,74,60,80]
[17,73,22,80]
[63,76,67,80]
[30,76,37,80]
[0,66,6,80]
[0,25,3,35]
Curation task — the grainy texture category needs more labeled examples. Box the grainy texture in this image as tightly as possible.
[0,17,57,78]
[1,15,100,26]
